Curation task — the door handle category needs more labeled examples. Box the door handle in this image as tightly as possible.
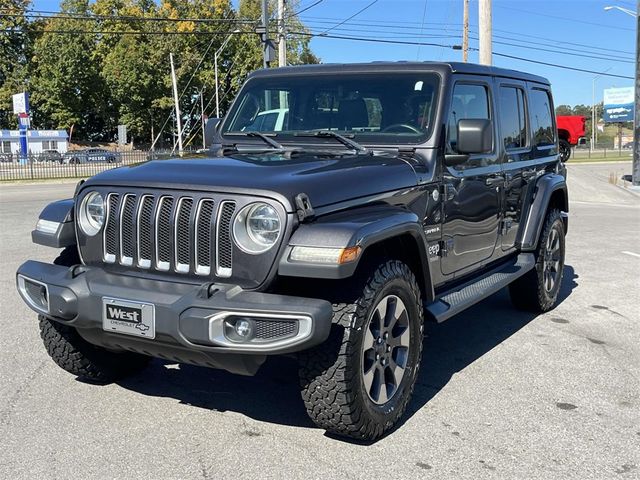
[485,174,504,186]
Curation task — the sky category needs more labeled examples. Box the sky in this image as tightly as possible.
[30,0,637,107]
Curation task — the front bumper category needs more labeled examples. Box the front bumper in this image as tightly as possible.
[16,261,333,376]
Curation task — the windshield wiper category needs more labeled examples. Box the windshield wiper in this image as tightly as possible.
[294,130,370,154]
[225,131,285,150]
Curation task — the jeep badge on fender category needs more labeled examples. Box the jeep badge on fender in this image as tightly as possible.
[16,62,568,441]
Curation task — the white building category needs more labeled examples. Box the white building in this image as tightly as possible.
[0,129,69,156]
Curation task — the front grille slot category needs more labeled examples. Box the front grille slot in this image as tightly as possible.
[155,197,174,271]
[120,194,137,265]
[216,201,236,277]
[195,200,215,275]
[174,198,193,272]
[101,192,237,277]
[137,195,154,268]
[104,194,120,263]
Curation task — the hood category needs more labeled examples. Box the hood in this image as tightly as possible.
[83,152,418,211]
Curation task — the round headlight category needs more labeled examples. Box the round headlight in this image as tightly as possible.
[233,202,281,254]
[78,191,105,236]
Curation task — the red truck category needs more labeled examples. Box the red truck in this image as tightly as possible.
[556,115,586,161]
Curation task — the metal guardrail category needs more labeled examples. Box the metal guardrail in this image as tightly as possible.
[0,151,175,181]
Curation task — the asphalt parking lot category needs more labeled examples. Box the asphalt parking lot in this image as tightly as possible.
[1,162,638,479]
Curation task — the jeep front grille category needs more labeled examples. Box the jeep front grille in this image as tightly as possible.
[103,193,236,277]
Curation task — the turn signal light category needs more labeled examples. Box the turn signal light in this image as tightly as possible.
[289,246,362,264]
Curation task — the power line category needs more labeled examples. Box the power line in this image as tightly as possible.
[0,9,257,24]
[285,0,324,20]
[416,0,429,60]
[491,51,633,80]
[298,19,635,62]
[301,16,636,56]
[492,28,635,56]
[496,5,635,32]
[469,36,634,64]
[299,16,636,56]
[1,28,250,36]
[291,30,634,80]
[291,30,460,49]
[319,0,379,35]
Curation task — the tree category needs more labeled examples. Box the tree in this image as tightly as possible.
[555,105,573,116]
[29,0,110,140]
[10,0,320,145]
[0,0,34,129]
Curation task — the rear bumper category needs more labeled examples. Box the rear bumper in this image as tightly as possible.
[16,261,333,375]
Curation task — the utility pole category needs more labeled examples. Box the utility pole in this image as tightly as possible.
[462,0,469,62]
[633,0,639,186]
[479,0,492,65]
[259,0,275,69]
[201,89,206,150]
[278,0,287,67]
[169,53,183,156]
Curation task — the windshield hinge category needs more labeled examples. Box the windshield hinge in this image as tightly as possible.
[398,147,416,155]
[295,193,315,222]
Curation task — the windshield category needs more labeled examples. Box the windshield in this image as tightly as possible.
[222,73,440,144]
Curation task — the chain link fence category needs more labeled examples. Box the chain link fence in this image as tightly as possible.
[0,150,182,181]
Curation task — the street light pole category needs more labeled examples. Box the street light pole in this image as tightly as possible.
[604,4,639,185]
[634,1,639,186]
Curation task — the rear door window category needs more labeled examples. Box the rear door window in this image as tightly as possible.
[499,86,528,152]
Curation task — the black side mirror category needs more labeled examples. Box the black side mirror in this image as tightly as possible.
[456,118,493,154]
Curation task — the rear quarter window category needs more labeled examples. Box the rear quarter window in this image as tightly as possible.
[529,88,556,151]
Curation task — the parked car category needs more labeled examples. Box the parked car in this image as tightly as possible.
[38,150,63,163]
[622,141,633,150]
[0,153,14,163]
[17,62,568,441]
[63,148,121,164]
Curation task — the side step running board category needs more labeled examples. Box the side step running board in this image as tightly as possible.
[425,253,535,323]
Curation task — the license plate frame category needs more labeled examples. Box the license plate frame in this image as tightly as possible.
[102,297,155,339]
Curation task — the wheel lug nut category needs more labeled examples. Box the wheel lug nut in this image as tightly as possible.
[387,346,391,352]
[376,354,380,360]
[384,332,388,340]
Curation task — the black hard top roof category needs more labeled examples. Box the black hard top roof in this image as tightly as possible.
[249,61,550,85]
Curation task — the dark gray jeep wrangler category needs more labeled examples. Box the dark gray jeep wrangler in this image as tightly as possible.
[17,62,568,440]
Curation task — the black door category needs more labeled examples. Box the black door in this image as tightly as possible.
[499,83,558,250]
[440,80,502,276]
[496,80,532,250]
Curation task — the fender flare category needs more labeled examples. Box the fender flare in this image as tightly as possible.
[517,173,568,251]
[31,199,76,248]
[278,206,434,302]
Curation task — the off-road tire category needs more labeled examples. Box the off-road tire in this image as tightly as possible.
[298,260,424,441]
[509,209,565,312]
[559,139,571,162]
[39,247,150,383]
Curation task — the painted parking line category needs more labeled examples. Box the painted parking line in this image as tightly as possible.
[621,251,640,259]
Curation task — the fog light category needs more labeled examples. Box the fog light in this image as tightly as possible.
[235,318,253,338]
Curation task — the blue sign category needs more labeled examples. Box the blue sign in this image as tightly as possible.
[603,87,634,123]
